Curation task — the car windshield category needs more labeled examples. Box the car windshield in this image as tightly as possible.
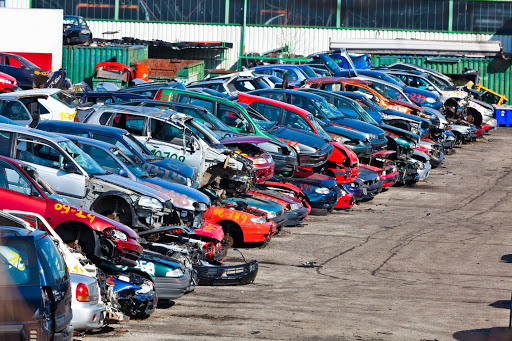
[308,115,331,139]
[112,148,148,178]
[321,55,342,74]
[351,101,379,125]
[51,91,79,108]
[313,98,345,120]
[120,133,156,161]
[301,65,318,78]
[426,74,446,90]
[367,82,396,101]
[58,140,106,175]
[387,74,407,87]
[232,79,269,92]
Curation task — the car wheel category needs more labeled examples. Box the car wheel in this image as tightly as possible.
[218,221,243,247]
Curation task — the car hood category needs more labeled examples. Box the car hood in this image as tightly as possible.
[403,86,439,100]
[378,124,420,142]
[328,118,385,136]
[381,109,432,125]
[322,124,367,140]
[357,166,380,181]
[221,136,271,145]
[95,174,171,203]
[138,176,210,210]
[148,158,195,180]
[224,195,282,213]
[284,171,337,188]
[270,126,333,155]
[140,249,183,270]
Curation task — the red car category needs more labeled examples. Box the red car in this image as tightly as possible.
[205,205,276,246]
[238,93,359,185]
[0,155,142,266]
[0,71,18,93]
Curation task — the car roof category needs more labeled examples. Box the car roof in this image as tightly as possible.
[0,123,68,142]
[239,92,312,119]
[161,88,247,110]
[61,134,116,150]
[251,88,325,101]
[0,88,61,99]
[93,104,186,121]
[383,69,428,77]
[37,120,128,136]
[306,77,367,85]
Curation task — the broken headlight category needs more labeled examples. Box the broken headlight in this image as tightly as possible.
[315,187,330,195]
[165,268,184,278]
[138,196,163,212]
[289,203,300,211]
[104,228,128,241]
[250,217,267,224]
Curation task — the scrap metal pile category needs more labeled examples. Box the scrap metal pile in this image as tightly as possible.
[0,50,500,338]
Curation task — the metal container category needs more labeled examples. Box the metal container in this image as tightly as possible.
[62,45,148,84]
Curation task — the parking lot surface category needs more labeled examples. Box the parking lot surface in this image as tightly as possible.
[81,129,512,340]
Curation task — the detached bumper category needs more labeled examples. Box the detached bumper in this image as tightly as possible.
[195,260,258,286]
[154,272,191,300]
[283,207,309,226]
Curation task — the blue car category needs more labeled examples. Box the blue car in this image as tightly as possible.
[36,120,197,187]
[251,65,317,87]
[0,215,73,340]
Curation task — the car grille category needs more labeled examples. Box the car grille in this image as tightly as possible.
[364,178,380,186]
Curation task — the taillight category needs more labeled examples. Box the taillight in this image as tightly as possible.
[76,283,89,302]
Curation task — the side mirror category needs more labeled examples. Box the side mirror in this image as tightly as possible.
[118,169,128,177]
[63,162,77,174]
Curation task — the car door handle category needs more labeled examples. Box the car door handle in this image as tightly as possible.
[151,144,160,148]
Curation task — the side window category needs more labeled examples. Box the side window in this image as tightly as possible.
[416,77,430,90]
[18,99,49,115]
[0,101,30,121]
[274,70,285,79]
[397,75,409,85]
[0,131,13,157]
[333,98,357,119]
[0,160,33,195]
[111,113,145,136]
[323,83,341,91]
[289,95,318,115]
[282,109,313,132]
[6,57,22,68]
[217,104,251,133]
[53,129,89,138]
[259,91,285,102]
[150,119,184,145]
[15,138,65,170]
[288,70,299,81]
[188,97,214,113]
[37,236,67,285]
[99,112,114,125]
[253,103,281,122]
[94,134,134,157]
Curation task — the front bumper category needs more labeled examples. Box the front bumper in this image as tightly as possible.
[71,301,106,331]
[299,152,329,168]
[254,164,274,182]
[381,171,399,188]
[334,192,354,209]
[329,167,356,185]
[270,214,287,231]
[417,161,432,181]
[194,260,258,286]
[241,220,276,243]
[154,271,191,300]
[361,179,383,200]
[309,186,342,214]
[283,207,309,226]
[114,238,143,267]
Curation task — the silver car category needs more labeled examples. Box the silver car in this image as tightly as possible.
[70,273,106,331]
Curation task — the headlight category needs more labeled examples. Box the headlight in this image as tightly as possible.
[289,203,300,210]
[186,178,192,187]
[365,133,377,140]
[315,187,330,195]
[266,211,277,219]
[349,182,358,187]
[165,268,184,277]
[426,97,435,104]
[253,157,268,165]
[105,228,127,241]
[138,196,163,212]
[194,202,208,212]
[250,216,267,224]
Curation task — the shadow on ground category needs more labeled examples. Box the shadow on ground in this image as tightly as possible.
[453,327,512,340]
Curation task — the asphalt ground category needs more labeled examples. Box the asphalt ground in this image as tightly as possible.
[80,128,512,341]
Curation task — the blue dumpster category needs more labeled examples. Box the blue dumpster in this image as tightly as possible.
[494,105,512,127]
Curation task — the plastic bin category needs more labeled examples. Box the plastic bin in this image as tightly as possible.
[494,105,512,127]
[92,78,123,91]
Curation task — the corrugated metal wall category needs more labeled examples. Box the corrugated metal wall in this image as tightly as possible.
[88,21,241,70]
[88,21,512,70]
[4,0,29,8]
[372,55,512,102]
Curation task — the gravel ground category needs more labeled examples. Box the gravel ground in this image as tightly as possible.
[79,129,512,341]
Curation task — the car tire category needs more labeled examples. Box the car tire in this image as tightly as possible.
[217,221,243,247]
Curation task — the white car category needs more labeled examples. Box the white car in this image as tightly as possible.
[0,88,79,126]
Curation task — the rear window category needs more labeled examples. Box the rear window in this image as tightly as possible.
[0,241,39,286]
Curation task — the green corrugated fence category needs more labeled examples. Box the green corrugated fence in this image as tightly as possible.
[371,55,512,104]
[63,45,148,85]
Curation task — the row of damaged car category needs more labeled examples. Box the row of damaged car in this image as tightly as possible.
[0,52,496,339]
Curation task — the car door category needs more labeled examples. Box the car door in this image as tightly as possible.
[13,136,87,207]
[0,159,47,216]
[216,104,255,135]
[36,236,72,337]
[146,118,203,172]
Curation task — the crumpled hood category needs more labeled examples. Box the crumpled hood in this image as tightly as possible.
[138,176,210,210]
[329,118,386,136]
[95,174,172,203]
[357,166,380,182]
